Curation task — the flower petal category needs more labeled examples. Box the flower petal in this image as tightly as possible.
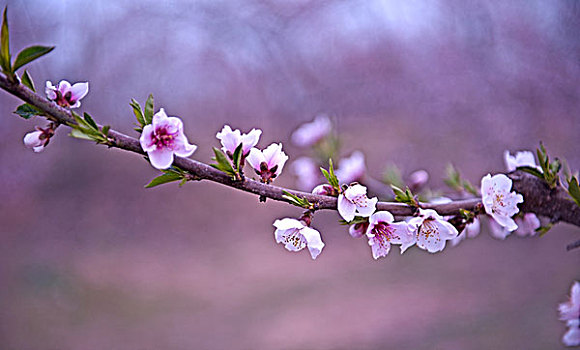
[246,148,265,172]
[369,211,394,226]
[139,124,157,152]
[69,82,89,102]
[148,148,174,169]
[240,128,262,154]
[356,197,377,217]
[301,226,325,259]
[338,194,356,222]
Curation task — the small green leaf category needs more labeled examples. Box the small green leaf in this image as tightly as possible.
[21,70,35,91]
[13,103,40,119]
[130,99,146,127]
[282,190,312,209]
[320,159,340,190]
[69,128,94,141]
[145,172,183,188]
[0,6,10,74]
[567,176,580,208]
[83,112,98,130]
[517,165,543,178]
[12,45,54,72]
[101,125,110,137]
[211,147,235,175]
[232,142,243,171]
[382,164,404,189]
[144,94,154,125]
[536,223,553,237]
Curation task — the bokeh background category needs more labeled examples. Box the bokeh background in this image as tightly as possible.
[1,1,579,349]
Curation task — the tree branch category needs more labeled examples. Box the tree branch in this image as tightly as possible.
[1,73,579,227]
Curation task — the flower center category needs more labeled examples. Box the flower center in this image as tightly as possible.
[491,192,507,215]
[284,229,305,249]
[153,127,176,149]
[350,194,368,207]
[419,218,441,244]
[372,222,396,249]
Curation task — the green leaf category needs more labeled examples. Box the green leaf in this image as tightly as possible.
[21,70,35,91]
[145,172,183,188]
[282,190,312,209]
[536,223,553,237]
[232,142,243,171]
[130,99,146,127]
[69,128,94,141]
[13,103,40,119]
[12,45,54,72]
[567,176,580,208]
[391,185,417,206]
[517,165,543,178]
[0,6,10,74]
[144,94,154,125]
[211,147,235,175]
[382,164,404,189]
[101,125,110,137]
[83,112,98,130]
[320,159,339,190]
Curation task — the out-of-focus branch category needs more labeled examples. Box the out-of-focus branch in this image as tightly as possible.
[1,73,579,227]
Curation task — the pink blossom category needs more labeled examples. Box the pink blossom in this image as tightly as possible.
[247,143,288,183]
[335,151,365,184]
[312,184,335,196]
[562,320,580,347]
[408,209,458,253]
[366,211,414,259]
[337,184,377,222]
[450,218,481,247]
[45,80,89,108]
[560,281,580,322]
[349,222,368,238]
[273,218,325,259]
[488,213,541,240]
[408,169,429,191]
[481,174,523,232]
[23,125,55,153]
[216,125,261,157]
[139,108,197,169]
[292,157,321,191]
[291,114,331,147]
[560,281,580,347]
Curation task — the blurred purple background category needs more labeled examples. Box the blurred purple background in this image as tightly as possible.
[1,1,579,349]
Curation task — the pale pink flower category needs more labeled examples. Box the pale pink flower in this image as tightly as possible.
[139,108,197,169]
[451,218,481,247]
[335,151,365,184]
[481,174,524,232]
[292,157,321,191]
[408,209,458,253]
[408,169,429,191]
[247,143,288,183]
[504,150,538,172]
[216,125,261,157]
[562,319,580,347]
[366,211,414,259]
[488,213,540,240]
[349,222,368,238]
[291,114,331,147]
[560,282,580,347]
[23,126,54,153]
[337,184,378,222]
[560,281,580,322]
[45,80,89,108]
[312,184,335,196]
[273,218,325,259]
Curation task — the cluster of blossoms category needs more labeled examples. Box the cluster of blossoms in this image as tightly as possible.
[23,80,89,153]
[559,281,580,347]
